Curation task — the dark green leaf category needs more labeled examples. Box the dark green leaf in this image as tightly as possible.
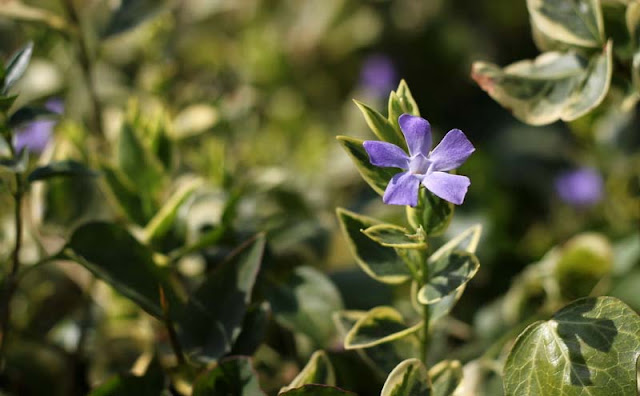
[504,296,640,396]
[406,189,454,237]
[192,357,264,396]
[28,160,97,183]
[336,208,412,284]
[0,95,17,112]
[428,360,463,396]
[178,235,265,362]
[8,106,58,129]
[527,0,604,47]
[89,359,165,396]
[65,222,180,319]
[354,99,404,147]
[472,42,613,125]
[230,302,271,356]
[336,136,399,196]
[280,385,356,396]
[103,0,167,38]
[381,358,431,396]
[280,350,336,393]
[363,224,426,249]
[2,42,33,94]
[344,306,422,349]
[101,163,147,225]
[268,266,343,346]
[387,80,420,140]
[0,149,28,173]
[417,252,480,305]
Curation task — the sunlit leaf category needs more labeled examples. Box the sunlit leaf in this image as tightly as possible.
[354,100,404,147]
[344,306,422,349]
[279,385,355,396]
[363,224,427,249]
[428,360,463,396]
[280,350,336,394]
[527,0,604,47]
[2,41,33,95]
[417,252,480,305]
[381,358,431,396]
[503,296,640,396]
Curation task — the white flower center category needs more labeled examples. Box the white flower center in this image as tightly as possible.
[408,154,431,176]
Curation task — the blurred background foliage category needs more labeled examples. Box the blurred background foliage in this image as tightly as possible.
[0,0,638,395]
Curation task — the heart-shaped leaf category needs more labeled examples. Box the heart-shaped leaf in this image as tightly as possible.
[429,360,463,396]
[503,296,640,396]
[178,234,265,362]
[527,0,604,47]
[344,306,422,349]
[337,208,412,284]
[192,356,265,396]
[381,358,431,396]
[472,42,613,125]
[336,136,399,196]
[65,222,180,319]
[418,252,480,305]
[363,224,426,249]
[280,350,336,394]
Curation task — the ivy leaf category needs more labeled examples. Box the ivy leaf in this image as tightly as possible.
[336,208,412,284]
[28,160,98,183]
[527,0,604,47]
[178,234,265,362]
[2,41,33,95]
[279,385,356,396]
[417,252,480,305]
[65,222,181,319]
[192,357,265,396]
[344,306,422,349]
[354,100,403,147]
[381,358,431,396]
[503,296,640,396]
[336,136,399,196]
[429,360,463,396]
[472,42,613,126]
[280,350,336,394]
[362,224,427,249]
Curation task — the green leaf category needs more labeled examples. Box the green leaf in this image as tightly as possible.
[103,0,167,38]
[0,2,71,33]
[0,149,29,173]
[65,222,180,319]
[406,189,454,237]
[89,359,165,396]
[268,266,343,347]
[344,306,422,349]
[280,350,336,394]
[381,358,431,396]
[279,385,355,396]
[336,208,412,284]
[28,160,98,183]
[0,95,18,112]
[527,0,604,47]
[387,81,420,139]
[230,302,271,356]
[503,296,640,396]
[394,80,420,117]
[142,179,201,244]
[2,41,33,95]
[626,0,640,46]
[178,235,265,362]
[101,163,147,225]
[354,100,403,147]
[192,357,265,396]
[363,224,427,249]
[417,252,480,305]
[333,310,420,379]
[336,136,399,196]
[472,42,613,125]
[8,106,57,129]
[428,360,463,396]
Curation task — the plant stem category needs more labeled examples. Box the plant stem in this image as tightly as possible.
[418,249,430,367]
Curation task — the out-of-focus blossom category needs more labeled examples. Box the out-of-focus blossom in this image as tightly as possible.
[14,98,64,153]
[359,54,398,97]
[555,167,603,207]
[363,114,474,206]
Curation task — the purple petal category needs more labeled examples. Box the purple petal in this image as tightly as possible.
[555,167,603,207]
[383,171,420,207]
[399,114,431,156]
[429,129,474,172]
[422,172,470,205]
[363,141,409,169]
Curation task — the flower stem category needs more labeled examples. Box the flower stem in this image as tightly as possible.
[417,249,430,367]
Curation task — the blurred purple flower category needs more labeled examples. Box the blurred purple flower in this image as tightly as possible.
[360,54,398,96]
[555,167,603,207]
[363,114,474,206]
[14,98,63,153]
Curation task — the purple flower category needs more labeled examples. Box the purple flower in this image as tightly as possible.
[360,54,398,97]
[14,98,64,153]
[363,114,474,207]
[554,167,603,207]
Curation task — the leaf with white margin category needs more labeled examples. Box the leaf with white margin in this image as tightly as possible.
[279,350,336,394]
[417,252,480,305]
[381,358,431,396]
[503,296,640,396]
[472,42,613,126]
[344,306,422,349]
[527,0,604,47]
[428,360,463,396]
[363,224,427,249]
